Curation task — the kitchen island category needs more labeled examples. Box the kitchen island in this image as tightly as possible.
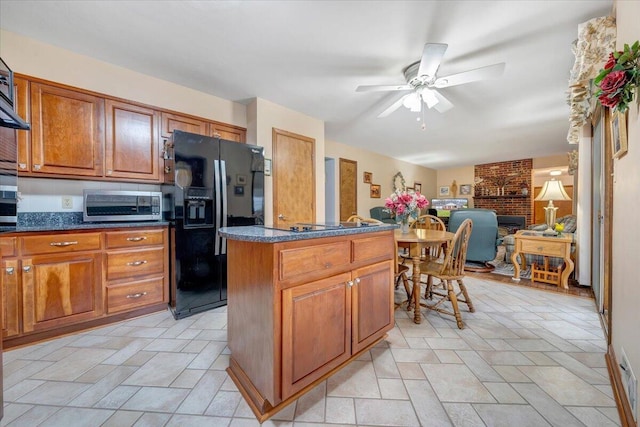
[219,223,396,422]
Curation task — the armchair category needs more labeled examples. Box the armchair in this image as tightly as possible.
[448,209,500,272]
[369,206,396,224]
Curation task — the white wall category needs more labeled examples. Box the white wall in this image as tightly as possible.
[436,166,475,206]
[611,1,640,423]
[325,140,437,220]
[248,98,325,225]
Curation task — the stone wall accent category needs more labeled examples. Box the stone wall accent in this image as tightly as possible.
[474,159,533,226]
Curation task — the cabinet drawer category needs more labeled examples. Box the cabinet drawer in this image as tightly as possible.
[519,239,566,257]
[279,241,350,280]
[21,233,101,255]
[105,229,165,249]
[106,247,164,281]
[352,235,393,263]
[106,276,165,313]
[1,237,17,257]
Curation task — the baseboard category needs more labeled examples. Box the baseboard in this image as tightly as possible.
[606,345,636,426]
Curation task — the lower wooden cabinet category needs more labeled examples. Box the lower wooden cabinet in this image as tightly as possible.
[1,226,168,348]
[226,230,395,421]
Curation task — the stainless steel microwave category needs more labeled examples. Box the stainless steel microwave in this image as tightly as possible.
[83,190,162,222]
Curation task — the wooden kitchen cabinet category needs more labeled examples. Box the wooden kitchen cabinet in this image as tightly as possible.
[226,230,394,421]
[210,122,246,143]
[2,259,20,338]
[104,228,168,313]
[30,82,105,177]
[161,112,209,138]
[105,100,161,181]
[13,77,30,172]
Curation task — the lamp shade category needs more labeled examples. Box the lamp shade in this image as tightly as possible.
[534,179,571,201]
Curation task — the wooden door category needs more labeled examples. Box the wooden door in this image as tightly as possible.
[339,158,357,221]
[281,272,351,398]
[21,253,102,333]
[533,185,574,224]
[2,259,20,337]
[351,260,394,354]
[105,100,160,181]
[272,128,315,227]
[30,83,104,177]
[210,122,246,143]
[160,112,208,138]
[14,77,30,173]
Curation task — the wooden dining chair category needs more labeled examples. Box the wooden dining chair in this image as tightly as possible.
[410,214,446,259]
[420,218,474,329]
[346,215,383,224]
[394,239,412,310]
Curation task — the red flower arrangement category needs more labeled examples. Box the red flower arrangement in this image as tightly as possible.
[594,41,640,112]
[384,190,429,223]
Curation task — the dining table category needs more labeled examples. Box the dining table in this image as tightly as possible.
[395,228,455,324]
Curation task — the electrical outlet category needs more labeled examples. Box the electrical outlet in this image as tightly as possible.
[620,347,638,421]
[61,196,73,209]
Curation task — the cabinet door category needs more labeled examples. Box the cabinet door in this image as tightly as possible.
[30,83,104,176]
[21,253,102,333]
[281,272,352,399]
[351,260,394,354]
[2,259,20,338]
[160,112,208,138]
[14,77,30,172]
[105,100,160,181]
[210,123,246,143]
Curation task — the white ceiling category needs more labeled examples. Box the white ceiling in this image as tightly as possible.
[0,0,611,170]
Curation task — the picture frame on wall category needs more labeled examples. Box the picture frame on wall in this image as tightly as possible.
[370,184,381,198]
[414,182,422,193]
[363,171,373,183]
[460,184,472,195]
[439,186,450,196]
[611,111,628,159]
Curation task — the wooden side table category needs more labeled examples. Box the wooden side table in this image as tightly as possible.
[510,231,574,289]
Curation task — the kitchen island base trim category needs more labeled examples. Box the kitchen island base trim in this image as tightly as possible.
[227,334,388,422]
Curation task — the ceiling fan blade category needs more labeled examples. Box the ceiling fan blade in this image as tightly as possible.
[417,43,448,77]
[377,95,408,118]
[432,90,454,113]
[433,62,506,88]
[356,84,412,92]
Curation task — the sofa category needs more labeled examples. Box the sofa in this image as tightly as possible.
[503,214,577,268]
[369,206,396,224]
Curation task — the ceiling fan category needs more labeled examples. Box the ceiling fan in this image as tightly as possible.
[356,43,506,117]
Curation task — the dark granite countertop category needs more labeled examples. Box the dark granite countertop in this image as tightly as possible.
[5,212,168,234]
[219,223,398,243]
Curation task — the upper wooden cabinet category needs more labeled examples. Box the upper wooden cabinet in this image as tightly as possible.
[105,100,160,181]
[30,82,105,177]
[210,122,246,143]
[13,77,30,172]
[161,112,208,138]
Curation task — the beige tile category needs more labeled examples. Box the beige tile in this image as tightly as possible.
[493,365,532,383]
[378,378,409,400]
[455,351,503,382]
[176,370,227,414]
[121,386,190,412]
[396,362,426,380]
[420,364,495,403]
[371,348,401,378]
[404,379,452,426]
[122,352,196,387]
[327,361,381,398]
[325,397,356,424]
[425,337,471,350]
[294,382,326,422]
[204,390,243,417]
[94,385,141,409]
[69,366,138,407]
[17,380,90,405]
[483,382,526,404]
[101,410,144,427]
[512,383,590,426]
[166,414,232,426]
[133,412,173,426]
[171,368,207,388]
[391,348,439,363]
[355,398,420,426]
[442,402,485,426]
[434,349,463,364]
[476,350,535,366]
[1,403,59,426]
[474,404,552,426]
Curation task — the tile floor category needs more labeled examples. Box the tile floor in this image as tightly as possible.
[2,275,619,426]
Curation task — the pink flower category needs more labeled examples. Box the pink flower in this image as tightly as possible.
[598,92,621,108]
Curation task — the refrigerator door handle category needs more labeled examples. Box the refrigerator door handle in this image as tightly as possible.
[220,160,228,255]
[214,159,222,256]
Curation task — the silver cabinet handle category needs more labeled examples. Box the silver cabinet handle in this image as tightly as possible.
[50,241,78,247]
[34,164,41,170]
[278,214,286,220]
[5,267,14,275]
[23,266,31,272]
[127,260,148,267]
[18,163,26,169]
[126,236,147,242]
[126,292,148,299]
[347,280,354,287]
[354,277,361,285]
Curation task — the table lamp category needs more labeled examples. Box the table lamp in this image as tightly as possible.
[534,179,571,234]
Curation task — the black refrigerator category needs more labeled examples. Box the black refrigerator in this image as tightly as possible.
[164,130,264,319]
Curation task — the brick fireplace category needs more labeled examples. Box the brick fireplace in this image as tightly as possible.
[474,159,533,226]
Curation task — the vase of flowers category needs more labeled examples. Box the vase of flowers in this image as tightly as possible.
[384,189,429,233]
[594,41,640,113]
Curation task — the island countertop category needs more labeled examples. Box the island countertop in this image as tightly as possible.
[219,223,398,243]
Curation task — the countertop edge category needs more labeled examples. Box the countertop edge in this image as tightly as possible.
[4,221,170,234]
[219,224,398,243]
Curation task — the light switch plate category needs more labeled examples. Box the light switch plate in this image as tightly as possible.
[61,196,73,209]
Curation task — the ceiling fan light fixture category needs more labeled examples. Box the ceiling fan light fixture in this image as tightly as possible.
[419,88,439,108]
[402,92,421,111]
